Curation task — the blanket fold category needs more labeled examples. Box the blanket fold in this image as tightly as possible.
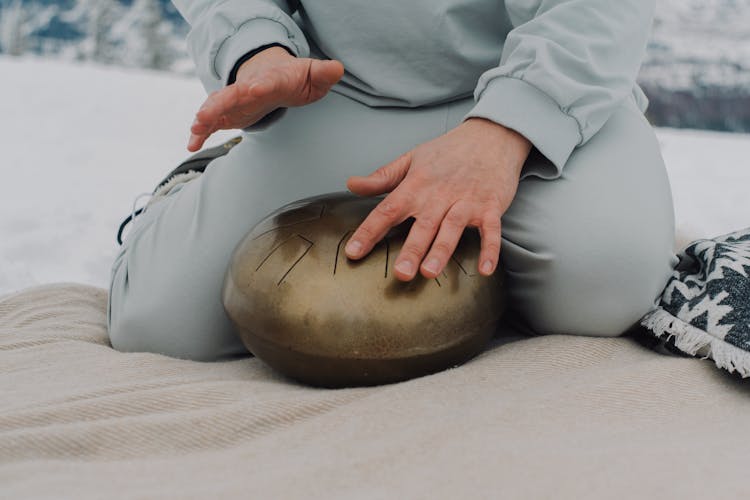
[641,227,750,378]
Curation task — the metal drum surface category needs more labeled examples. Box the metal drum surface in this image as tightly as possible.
[222,192,506,387]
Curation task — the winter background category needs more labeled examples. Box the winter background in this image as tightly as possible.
[1,0,749,295]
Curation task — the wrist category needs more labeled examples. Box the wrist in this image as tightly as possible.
[463,117,532,175]
[228,44,295,85]
[248,45,296,63]
[465,117,531,145]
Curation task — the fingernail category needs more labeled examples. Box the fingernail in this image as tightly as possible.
[481,260,493,274]
[395,260,413,276]
[423,258,440,274]
[345,240,362,256]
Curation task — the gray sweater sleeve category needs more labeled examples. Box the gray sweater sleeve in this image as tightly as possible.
[462,0,655,177]
[171,0,310,94]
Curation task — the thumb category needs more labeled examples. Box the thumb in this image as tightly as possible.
[347,152,412,196]
[309,58,345,86]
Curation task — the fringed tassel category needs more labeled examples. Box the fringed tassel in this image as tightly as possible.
[641,308,750,378]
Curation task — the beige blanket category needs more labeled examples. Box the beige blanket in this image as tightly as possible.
[1,283,749,499]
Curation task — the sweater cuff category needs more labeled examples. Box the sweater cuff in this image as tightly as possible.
[462,76,583,179]
[214,18,305,88]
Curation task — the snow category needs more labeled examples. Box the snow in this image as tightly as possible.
[657,127,750,248]
[1,55,749,296]
[642,0,750,91]
[0,56,235,295]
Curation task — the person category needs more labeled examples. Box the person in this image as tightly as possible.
[107,0,679,361]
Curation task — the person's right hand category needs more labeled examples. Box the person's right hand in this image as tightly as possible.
[187,46,345,151]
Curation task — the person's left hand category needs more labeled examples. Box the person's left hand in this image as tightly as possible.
[344,117,532,281]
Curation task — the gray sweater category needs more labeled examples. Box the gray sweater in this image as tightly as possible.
[172,0,655,174]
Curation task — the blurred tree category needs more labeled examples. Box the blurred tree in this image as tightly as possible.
[80,0,120,63]
[128,0,174,70]
[0,0,30,56]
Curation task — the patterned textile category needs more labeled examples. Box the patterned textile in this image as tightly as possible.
[641,227,750,377]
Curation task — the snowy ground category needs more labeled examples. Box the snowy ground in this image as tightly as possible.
[1,56,749,296]
[642,0,750,91]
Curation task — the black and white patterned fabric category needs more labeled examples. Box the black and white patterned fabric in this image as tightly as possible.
[640,227,750,377]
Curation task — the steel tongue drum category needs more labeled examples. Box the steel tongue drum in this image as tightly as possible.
[222,192,506,388]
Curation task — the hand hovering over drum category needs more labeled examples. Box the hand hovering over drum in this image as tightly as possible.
[187,46,345,152]
[345,118,532,281]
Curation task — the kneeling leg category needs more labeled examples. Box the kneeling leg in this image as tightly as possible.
[499,101,679,338]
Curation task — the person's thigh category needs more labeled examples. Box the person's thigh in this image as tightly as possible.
[107,90,452,361]
[451,97,678,337]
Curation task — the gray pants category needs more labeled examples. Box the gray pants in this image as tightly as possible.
[107,90,678,361]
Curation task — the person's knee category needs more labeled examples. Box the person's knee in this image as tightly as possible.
[109,297,247,361]
[107,261,248,362]
[514,239,675,338]
[527,283,653,338]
